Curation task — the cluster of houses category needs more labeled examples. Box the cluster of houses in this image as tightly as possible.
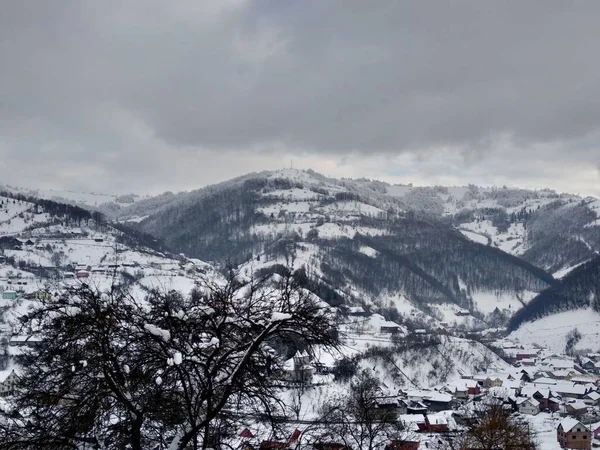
[279,341,600,449]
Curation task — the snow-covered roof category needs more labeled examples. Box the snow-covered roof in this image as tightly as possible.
[516,396,539,406]
[558,418,585,432]
[586,391,600,400]
[521,385,551,399]
[406,389,452,403]
[567,400,588,411]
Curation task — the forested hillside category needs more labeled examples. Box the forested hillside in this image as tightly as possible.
[520,199,600,273]
[508,256,600,331]
[114,170,599,277]
[121,170,558,325]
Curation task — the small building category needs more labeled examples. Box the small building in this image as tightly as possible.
[283,351,313,384]
[380,321,402,334]
[260,429,301,450]
[9,335,42,348]
[557,418,591,449]
[583,391,600,406]
[516,397,539,415]
[406,400,428,415]
[565,400,588,416]
[347,306,371,317]
[516,351,539,361]
[2,290,17,300]
[0,370,19,397]
[76,270,89,279]
[372,396,404,420]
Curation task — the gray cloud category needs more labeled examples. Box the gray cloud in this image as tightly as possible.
[1,0,600,195]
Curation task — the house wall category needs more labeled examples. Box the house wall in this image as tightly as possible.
[558,428,591,449]
[519,403,538,415]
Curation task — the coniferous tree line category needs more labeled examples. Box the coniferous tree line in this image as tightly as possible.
[311,218,553,311]
[0,191,99,227]
[508,255,600,331]
[521,200,600,272]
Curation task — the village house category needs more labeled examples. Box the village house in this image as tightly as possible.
[260,429,301,450]
[283,351,313,384]
[516,397,539,415]
[445,379,480,399]
[76,269,89,279]
[552,369,577,380]
[583,390,600,406]
[372,395,404,420]
[557,418,591,449]
[9,335,42,348]
[347,306,371,317]
[379,320,402,334]
[565,399,588,417]
[520,385,560,412]
[580,357,596,373]
[516,350,539,361]
[404,389,452,412]
[0,370,19,397]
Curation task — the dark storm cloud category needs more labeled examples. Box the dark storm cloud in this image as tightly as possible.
[1,0,600,194]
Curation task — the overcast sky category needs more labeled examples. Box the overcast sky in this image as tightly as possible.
[2,1,600,197]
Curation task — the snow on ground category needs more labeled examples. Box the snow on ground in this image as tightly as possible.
[430,303,480,328]
[138,275,197,295]
[257,201,312,216]
[509,308,600,353]
[358,245,379,257]
[524,412,600,450]
[459,229,488,245]
[124,215,149,223]
[360,335,511,389]
[319,200,385,218]
[552,262,586,279]
[2,187,140,208]
[471,290,536,315]
[376,291,421,317]
[459,220,527,255]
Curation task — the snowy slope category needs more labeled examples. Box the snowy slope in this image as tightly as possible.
[509,309,600,354]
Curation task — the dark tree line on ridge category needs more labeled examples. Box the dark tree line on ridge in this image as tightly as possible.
[508,256,600,331]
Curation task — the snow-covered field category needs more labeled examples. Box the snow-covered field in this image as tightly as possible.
[509,308,600,353]
[471,290,536,315]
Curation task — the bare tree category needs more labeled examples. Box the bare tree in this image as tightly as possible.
[434,403,537,450]
[0,268,339,450]
[320,370,405,450]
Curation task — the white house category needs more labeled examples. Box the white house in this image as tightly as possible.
[516,397,539,415]
[0,370,19,397]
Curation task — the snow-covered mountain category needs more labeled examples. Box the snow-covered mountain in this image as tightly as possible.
[108,169,574,329]
[0,184,143,212]
[112,169,598,273]
[5,168,599,335]
[0,192,216,330]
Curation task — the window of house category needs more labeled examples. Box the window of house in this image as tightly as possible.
[573,435,576,439]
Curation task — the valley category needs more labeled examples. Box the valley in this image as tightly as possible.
[0,169,599,449]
